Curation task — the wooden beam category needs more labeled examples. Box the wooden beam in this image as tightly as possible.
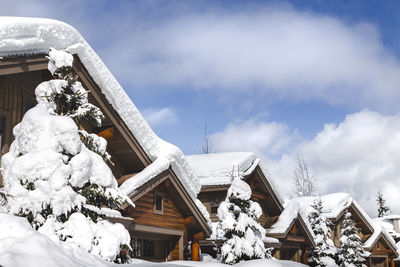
[184,216,195,227]
[130,171,169,202]
[286,235,306,243]
[200,185,230,193]
[252,191,266,200]
[192,232,204,242]
[0,56,48,76]
[97,127,114,140]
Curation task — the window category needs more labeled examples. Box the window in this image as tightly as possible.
[154,191,164,214]
[143,239,155,257]
[0,116,5,149]
[210,199,221,215]
[377,242,381,250]
[0,114,8,155]
[211,206,218,214]
[131,238,155,258]
[131,238,143,258]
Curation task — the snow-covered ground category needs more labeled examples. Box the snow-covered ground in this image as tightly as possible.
[0,213,307,267]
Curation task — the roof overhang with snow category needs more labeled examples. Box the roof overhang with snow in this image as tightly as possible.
[187,152,284,213]
[0,17,211,233]
[285,193,399,254]
[268,213,316,248]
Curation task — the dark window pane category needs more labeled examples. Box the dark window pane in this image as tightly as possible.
[155,195,163,211]
[211,206,218,214]
[143,239,154,257]
[131,238,143,258]
[0,116,5,147]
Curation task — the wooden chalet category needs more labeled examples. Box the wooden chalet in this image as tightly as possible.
[267,204,316,263]
[290,193,399,267]
[0,18,211,262]
[185,152,315,263]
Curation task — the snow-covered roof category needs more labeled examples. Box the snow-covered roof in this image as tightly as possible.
[267,199,316,248]
[268,201,309,235]
[373,216,400,238]
[373,216,400,256]
[186,152,283,204]
[0,17,209,225]
[288,193,353,220]
[278,193,398,254]
[186,152,258,186]
[363,221,398,253]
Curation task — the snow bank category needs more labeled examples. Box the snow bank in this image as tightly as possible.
[0,213,307,267]
[168,259,307,267]
[0,213,110,267]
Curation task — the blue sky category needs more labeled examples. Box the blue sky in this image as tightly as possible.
[4,0,400,215]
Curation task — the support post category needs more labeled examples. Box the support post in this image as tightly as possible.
[302,249,307,264]
[191,241,200,261]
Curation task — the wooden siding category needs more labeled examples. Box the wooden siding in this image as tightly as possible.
[126,183,189,261]
[371,239,392,256]
[130,188,186,231]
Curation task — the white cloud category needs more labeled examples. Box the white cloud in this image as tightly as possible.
[294,110,400,216]
[142,107,179,128]
[4,2,400,110]
[214,110,400,216]
[101,7,400,111]
[212,119,297,157]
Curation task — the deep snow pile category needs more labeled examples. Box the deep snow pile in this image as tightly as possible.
[217,174,270,264]
[0,213,307,267]
[0,48,131,262]
[0,213,111,267]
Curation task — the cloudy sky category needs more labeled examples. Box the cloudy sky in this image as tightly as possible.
[3,0,400,216]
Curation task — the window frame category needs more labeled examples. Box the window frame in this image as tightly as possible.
[0,110,11,156]
[154,190,164,215]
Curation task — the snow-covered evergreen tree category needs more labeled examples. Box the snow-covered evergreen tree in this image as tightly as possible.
[217,172,270,265]
[0,48,133,263]
[376,192,390,217]
[338,211,370,267]
[307,198,336,267]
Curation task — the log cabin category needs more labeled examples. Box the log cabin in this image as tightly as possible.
[285,193,399,267]
[0,17,211,262]
[185,152,315,262]
[373,216,400,267]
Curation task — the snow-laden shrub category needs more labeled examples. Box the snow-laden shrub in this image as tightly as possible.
[0,48,132,263]
[307,198,337,267]
[338,211,369,267]
[217,173,270,265]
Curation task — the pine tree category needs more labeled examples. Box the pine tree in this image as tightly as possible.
[338,211,370,267]
[307,199,336,267]
[376,192,390,217]
[217,172,270,265]
[0,48,132,263]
